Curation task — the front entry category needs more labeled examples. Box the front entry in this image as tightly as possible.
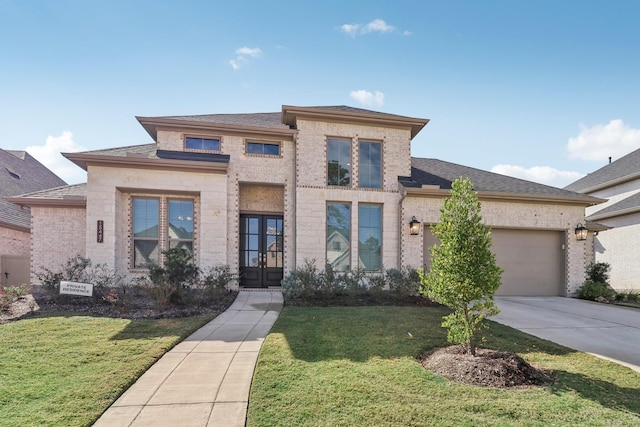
[239,214,284,287]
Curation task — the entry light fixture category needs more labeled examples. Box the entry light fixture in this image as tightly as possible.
[575,223,588,241]
[409,216,421,235]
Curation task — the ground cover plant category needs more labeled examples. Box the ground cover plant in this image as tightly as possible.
[0,312,222,426]
[248,306,640,426]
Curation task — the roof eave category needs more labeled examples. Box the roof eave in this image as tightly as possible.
[0,219,30,233]
[403,186,605,206]
[6,196,86,208]
[135,116,297,142]
[281,105,429,139]
[62,152,229,173]
[588,205,640,221]
[574,170,640,194]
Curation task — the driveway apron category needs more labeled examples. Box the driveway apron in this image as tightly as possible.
[93,291,283,427]
[494,297,640,372]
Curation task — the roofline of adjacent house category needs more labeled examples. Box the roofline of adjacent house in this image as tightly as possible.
[403,187,606,206]
[5,195,86,208]
[62,152,229,173]
[281,105,430,139]
[588,205,640,221]
[0,219,30,233]
[574,170,640,194]
[135,116,298,142]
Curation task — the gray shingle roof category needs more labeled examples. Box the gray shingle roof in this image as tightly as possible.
[564,147,640,192]
[402,157,600,203]
[14,183,87,200]
[588,191,640,219]
[153,112,289,129]
[76,143,157,158]
[1,149,67,229]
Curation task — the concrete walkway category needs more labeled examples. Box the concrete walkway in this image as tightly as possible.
[494,297,640,372]
[93,291,283,427]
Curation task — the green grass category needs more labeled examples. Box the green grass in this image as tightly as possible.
[0,311,218,427]
[248,306,640,426]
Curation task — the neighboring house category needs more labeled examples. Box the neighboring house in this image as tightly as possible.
[565,148,640,291]
[0,149,66,287]
[8,106,602,296]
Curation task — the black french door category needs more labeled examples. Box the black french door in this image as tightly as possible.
[239,214,284,287]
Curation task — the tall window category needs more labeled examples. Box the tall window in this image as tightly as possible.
[359,141,382,188]
[327,203,351,271]
[132,197,194,268]
[327,138,351,186]
[358,204,382,271]
[185,136,220,151]
[133,198,160,268]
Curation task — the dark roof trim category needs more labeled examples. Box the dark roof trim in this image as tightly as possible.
[156,150,230,163]
[281,105,429,139]
[136,116,297,142]
[403,186,605,206]
[63,152,229,173]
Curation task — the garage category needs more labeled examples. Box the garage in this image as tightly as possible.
[424,228,566,296]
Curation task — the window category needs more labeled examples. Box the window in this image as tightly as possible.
[185,136,220,151]
[358,204,382,271]
[359,141,382,188]
[247,141,280,156]
[132,196,194,268]
[326,203,351,271]
[327,138,351,186]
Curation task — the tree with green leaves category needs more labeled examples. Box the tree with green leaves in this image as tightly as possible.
[419,177,503,356]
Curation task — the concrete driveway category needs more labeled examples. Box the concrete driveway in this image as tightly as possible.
[493,297,640,372]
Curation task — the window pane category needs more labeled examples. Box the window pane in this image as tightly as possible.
[247,142,262,154]
[263,144,280,155]
[186,137,220,151]
[327,203,351,271]
[133,198,159,238]
[247,142,280,156]
[359,204,382,271]
[168,200,194,239]
[134,240,159,268]
[327,138,351,186]
[359,141,382,188]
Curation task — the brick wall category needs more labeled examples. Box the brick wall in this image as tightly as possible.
[593,212,640,291]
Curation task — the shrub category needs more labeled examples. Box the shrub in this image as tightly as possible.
[281,259,322,299]
[200,264,238,292]
[386,267,420,297]
[586,262,611,285]
[145,248,199,308]
[578,280,616,301]
[0,284,29,311]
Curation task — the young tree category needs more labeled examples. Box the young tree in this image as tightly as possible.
[419,178,503,356]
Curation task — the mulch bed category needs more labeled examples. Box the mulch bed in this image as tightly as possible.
[285,293,441,307]
[421,345,554,388]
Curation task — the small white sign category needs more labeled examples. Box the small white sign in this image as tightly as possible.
[60,281,94,297]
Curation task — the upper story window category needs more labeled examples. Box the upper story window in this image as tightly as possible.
[358,140,382,189]
[327,138,351,187]
[247,141,281,156]
[185,136,220,151]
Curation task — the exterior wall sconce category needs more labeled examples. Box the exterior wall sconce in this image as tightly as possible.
[575,223,588,241]
[409,216,421,235]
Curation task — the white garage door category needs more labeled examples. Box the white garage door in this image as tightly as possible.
[424,227,565,296]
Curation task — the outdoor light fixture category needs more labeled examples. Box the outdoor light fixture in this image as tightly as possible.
[575,223,588,241]
[409,216,421,235]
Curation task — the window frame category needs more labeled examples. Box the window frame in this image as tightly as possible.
[245,140,282,157]
[184,135,222,152]
[132,197,161,269]
[326,137,352,187]
[358,139,383,189]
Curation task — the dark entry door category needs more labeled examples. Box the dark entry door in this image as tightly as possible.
[239,214,284,287]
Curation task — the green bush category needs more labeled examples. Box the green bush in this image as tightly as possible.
[578,280,616,301]
[145,248,199,308]
[0,284,29,311]
[281,259,322,299]
[386,267,420,297]
[586,262,611,285]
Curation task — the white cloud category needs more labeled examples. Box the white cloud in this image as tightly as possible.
[26,131,87,184]
[567,119,640,162]
[229,46,262,70]
[491,164,585,188]
[350,90,385,107]
[339,19,405,36]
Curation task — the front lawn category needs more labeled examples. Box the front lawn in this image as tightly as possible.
[0,312,218,426]
[248,306,640,426]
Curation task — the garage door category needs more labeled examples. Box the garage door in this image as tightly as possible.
[424,227,565,296]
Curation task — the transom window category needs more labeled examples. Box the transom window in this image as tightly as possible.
[247,141,280,156]
[358,140,382,188]
[185,136,220,151]
[132,196,194,268]
[327,138,351,186]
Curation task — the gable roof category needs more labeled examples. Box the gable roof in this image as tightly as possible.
[0,149,67,230]
[564,147,640,193]
[401,157,603,205]
[587,191,640,221]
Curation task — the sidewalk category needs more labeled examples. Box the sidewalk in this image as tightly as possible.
[93,291,283,427]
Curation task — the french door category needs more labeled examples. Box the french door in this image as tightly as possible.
[239,214,284,287]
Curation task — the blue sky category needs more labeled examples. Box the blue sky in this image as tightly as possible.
[2,0,640,186]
